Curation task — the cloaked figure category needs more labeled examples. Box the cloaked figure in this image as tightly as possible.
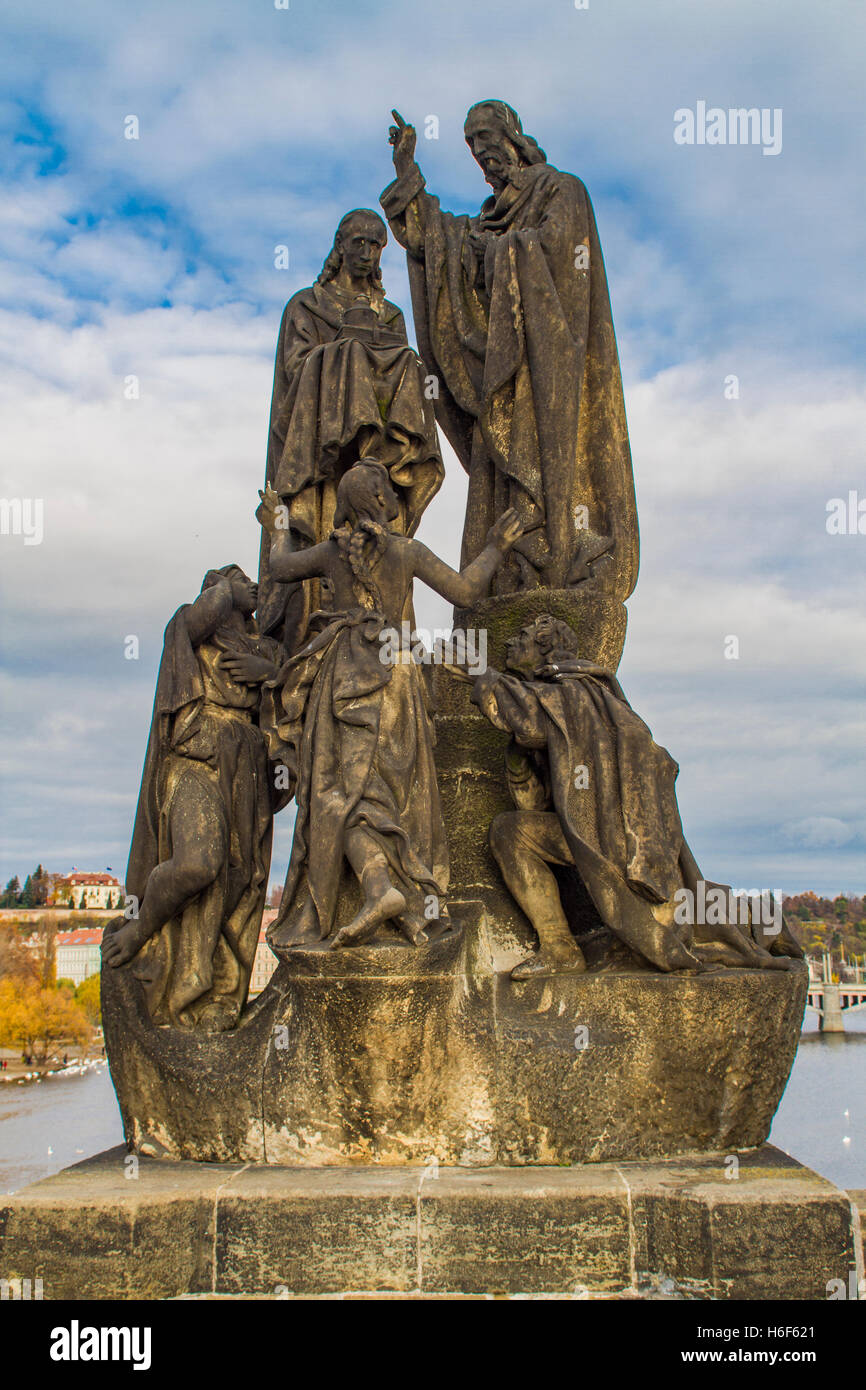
[102,567,285,1030]
[459,614,803,980]
[382,102,638,599]
[258,208,444,651]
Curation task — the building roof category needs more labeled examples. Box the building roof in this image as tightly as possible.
[257,909,279,945]
[58,873,120,887]
[56,929,104,946]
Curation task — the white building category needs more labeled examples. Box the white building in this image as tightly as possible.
[249,911,279,995]
[55,928,103,987]
[52,871,123,910]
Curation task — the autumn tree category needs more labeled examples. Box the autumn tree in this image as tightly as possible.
[0,978,91,1064]
[75,973,102,1027]
[0,926,39,982]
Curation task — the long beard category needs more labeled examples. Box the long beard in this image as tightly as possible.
[482,159,520,194]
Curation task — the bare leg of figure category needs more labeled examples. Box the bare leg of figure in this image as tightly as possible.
[331,829,406,949]
[490,812,587,981]
[102,775,226,985]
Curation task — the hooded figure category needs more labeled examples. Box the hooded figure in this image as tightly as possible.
[104,567,285,1030]
[258,208,444,651]
[382,101,639,599]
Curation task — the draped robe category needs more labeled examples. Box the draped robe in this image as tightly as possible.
[381,160,639,598]
[125,602,282,1027]
[258,279,444,647]
[471,665,801,969]
[261,606,448,946]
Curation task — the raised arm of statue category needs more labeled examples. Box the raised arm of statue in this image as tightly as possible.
[184,575,233,645]
[256,484,331,584]
[382,110,437,258]
[388,110,418,181]
[409,508,523,607]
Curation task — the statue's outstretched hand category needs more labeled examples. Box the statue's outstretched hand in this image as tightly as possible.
[256,483,287,536]
[486,507,524,553]
[389,109,417,177]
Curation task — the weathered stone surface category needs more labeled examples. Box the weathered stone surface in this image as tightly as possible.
[104,900,808,1166]
[453,588,627,674]
[1,1146,857,1299]
[432,660,610,959]
[0,1147,227,1299]
[417,1167,633,1294]
[102,958,279,1162]
[216,1168,418,1294]
[625,1147,862,1300]
[850,1189,866,1268]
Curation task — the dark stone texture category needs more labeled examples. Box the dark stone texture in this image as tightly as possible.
[1,1146,857,1300]
[102,958,280,1162]
[215,1168,418,1294]
[453,588,627,673]
[0,1147,226,1299]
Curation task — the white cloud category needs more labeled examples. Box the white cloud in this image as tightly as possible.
[782,818,857,850]
[0,0,863,895]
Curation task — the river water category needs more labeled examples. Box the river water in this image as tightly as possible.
[1,1017,863,1195]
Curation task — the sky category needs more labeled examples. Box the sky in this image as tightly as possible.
[0,0,863,897]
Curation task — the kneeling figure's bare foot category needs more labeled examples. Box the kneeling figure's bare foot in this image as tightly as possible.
[331,886,407,949]
[511,946,587,982]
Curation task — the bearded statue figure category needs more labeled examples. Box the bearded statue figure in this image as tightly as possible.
[382,101,638,602]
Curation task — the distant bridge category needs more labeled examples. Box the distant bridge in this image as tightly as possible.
[805,952,866,1032]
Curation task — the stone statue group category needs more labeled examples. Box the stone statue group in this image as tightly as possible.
[103,102,800,1032]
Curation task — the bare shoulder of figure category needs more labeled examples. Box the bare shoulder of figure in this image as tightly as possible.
[399,534,429,558]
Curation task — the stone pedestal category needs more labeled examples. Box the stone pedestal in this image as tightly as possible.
[103,903,808,1166]
[1,1146,860,1300]
[432,592,627,959]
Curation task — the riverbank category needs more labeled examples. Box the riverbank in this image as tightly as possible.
[0,1046,104,1085]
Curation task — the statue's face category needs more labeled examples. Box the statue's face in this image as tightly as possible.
[230,571,258,616]
[375,476,401,524]
[337,219,385,282]
[464,109,521,188]
[504,625,542,676]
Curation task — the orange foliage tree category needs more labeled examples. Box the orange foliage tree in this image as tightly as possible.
[0,978,91,1064]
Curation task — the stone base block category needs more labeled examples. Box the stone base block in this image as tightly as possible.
[0,1146,859,1300]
